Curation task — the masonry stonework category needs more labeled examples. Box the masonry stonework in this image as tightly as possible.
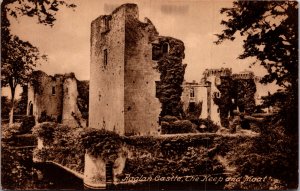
[90,4,184,136]
[27,71,64,121]
[62,74,86,127]
[27,70,87,127]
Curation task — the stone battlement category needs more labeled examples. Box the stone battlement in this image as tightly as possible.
[232,71,254,80]
[203,68,232,78]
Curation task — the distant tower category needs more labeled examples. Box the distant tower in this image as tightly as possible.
[202,68,232,125]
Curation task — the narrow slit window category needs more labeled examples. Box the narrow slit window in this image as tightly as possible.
[103,49,108,68]
[52,86,56,95]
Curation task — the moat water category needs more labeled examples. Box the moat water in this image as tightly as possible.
[2,145,225,190]
[1,145,83,190]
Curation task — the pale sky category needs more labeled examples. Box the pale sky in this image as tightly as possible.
[3,0,270,97]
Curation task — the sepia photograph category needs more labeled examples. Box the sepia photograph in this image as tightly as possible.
[1,0,298,190]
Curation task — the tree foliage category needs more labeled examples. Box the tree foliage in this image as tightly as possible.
[216,1,298,88]
[215,1,298,188]
[2,36,41,88]
[1,0,76,124]
[15,86,28,115]
[215,1,298,134]
[2,35,43,124]
[1,96,12,118]
[213,77,256,127]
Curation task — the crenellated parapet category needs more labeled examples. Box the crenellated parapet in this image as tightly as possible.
[232,70,254,80]
[203,68,232,79]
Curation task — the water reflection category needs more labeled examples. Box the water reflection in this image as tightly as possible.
[1,145,83,190]
[2,145,225,190]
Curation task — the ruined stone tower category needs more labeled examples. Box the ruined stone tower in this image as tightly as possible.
[90,4,185,136]
[27,71,87,127]
[89,4,159,136]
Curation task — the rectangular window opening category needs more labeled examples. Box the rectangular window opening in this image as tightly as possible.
[52,86,56,95]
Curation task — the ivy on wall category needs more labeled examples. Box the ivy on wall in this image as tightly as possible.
[214,77,256,127]
[155,37,186,118]
[81,128,122,162]
[29,70,45,95]
[76,80,89,121]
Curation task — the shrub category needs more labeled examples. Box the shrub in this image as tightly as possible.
[19,116,35,134]
[185,102,202,119]
[161,120,198,134]
[189,118,220,133]
[160,115,178,123]
[32,122,57,144]
[38,111,56,123]
[33,123,85,173]
[119,134,225,180]
[81,128,123,162]
[2,123,21,140]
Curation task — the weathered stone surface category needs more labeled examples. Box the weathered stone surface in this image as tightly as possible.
[63,76,86,127]
[27,71,87,127]
[90,4,184,135]
[27,71,64,122]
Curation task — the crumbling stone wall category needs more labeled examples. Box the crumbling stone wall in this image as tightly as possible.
[124,4,161,135]
[28,71,64,122]
[90,4,185,135]
[27,70,88,127]
[63,73,86,127]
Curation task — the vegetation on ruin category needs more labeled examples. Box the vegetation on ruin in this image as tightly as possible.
[76,80,89,121]
[161,120,197,134]
[215,0,298,133]
[31,122,292,189]
[216,1,298,188]
[38,111,56,123]
[155,38,186,118]
[184,101,202,119]
[32,122,84,173]
[213,77,256,127]
[81,128,123,162]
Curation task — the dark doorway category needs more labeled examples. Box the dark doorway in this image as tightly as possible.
[29,103,33,116]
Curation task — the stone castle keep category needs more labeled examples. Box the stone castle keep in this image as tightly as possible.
[89,4,184,135]
[27,71,88,127]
